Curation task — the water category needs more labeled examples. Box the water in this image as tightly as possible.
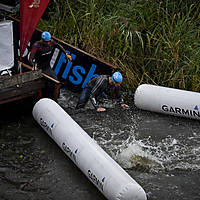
[0,89,200,200]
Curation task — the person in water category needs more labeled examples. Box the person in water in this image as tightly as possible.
[76,72,129,112]
[29,31,72,98]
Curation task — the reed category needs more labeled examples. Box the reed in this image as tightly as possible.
[38,0,200,91]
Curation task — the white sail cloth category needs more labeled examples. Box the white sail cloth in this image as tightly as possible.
[0,20,14,71]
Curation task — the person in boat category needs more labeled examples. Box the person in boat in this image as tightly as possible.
[29,31,72,98]
[75,72,129,112]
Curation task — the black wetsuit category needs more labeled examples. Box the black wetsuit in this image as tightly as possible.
[29,40,65,80]
[29,40,66,98]
[76,75,124,109]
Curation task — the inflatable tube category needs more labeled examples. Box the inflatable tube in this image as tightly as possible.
[32,98,147,200]
[134,84,200,120]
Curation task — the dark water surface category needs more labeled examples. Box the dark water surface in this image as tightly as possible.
[0,89,200,200]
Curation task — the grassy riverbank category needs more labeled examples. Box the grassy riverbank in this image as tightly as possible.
[38,0,200,91]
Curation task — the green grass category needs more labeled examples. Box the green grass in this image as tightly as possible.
[38,0,200,91]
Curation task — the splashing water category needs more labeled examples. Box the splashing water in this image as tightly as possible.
[115,133,200,173]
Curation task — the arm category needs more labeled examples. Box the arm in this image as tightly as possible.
[29,42,38,66]
[115,86,129,108]
[57,43,72,62]
[90,97,106,112]
[29,41,40,70]
[89,76,108,112]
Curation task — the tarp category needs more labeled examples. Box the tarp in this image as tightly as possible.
[20,0,50,60]
[0,20,14,71]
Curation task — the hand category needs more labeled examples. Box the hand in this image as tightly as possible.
[97,107,106,112]
[66,54,72,62]
[121,104,129,108]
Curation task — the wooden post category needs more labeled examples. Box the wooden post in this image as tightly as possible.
[53,83,60,101]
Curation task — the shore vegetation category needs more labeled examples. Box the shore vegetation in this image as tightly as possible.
[38,0,200,91]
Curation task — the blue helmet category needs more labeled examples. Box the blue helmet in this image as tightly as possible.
[41,31,51,41]
[112,72,123,82]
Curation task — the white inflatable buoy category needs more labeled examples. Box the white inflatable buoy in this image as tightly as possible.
[32,98,147,200]
[134,84,200,120]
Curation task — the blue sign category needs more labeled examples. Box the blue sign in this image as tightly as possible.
[54,51,99,88]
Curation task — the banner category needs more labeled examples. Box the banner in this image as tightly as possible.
[0,21,14,71]
[20,0,49,60]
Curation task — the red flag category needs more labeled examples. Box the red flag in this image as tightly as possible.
[20,0,50,61]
